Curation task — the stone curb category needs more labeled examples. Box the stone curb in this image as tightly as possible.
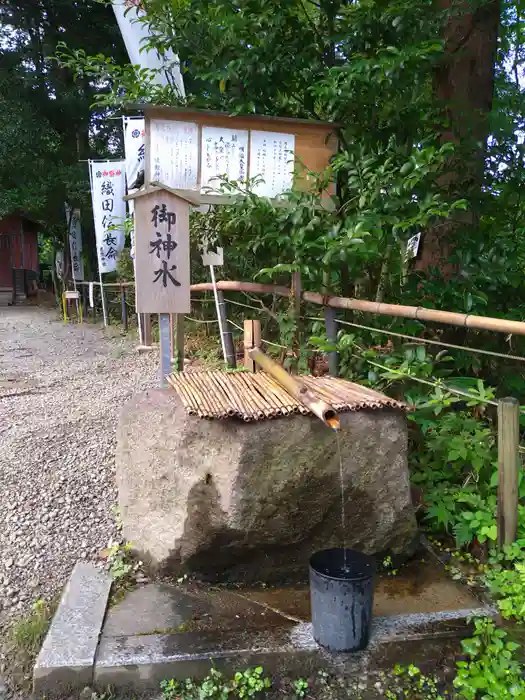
[33,560,496,697]
[93,606,496,693]
[33,562,112,698]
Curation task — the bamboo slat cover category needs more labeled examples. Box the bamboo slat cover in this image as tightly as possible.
[167,371,406,421]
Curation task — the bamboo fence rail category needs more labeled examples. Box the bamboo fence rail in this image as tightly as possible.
[188,280,525,338]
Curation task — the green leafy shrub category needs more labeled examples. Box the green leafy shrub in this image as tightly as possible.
[160,666,271,700]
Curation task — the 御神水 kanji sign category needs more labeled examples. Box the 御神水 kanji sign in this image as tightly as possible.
[129,185,194,314]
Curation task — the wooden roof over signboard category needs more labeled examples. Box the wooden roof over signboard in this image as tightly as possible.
[126,104,340,131]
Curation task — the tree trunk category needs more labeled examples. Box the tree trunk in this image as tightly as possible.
[417,0,500,273]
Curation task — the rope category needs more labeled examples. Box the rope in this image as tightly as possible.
[304,316,525,364]
[228,319,244,333]
[184,317,218,325]
[225,297,270,313]
[334,318,525,364]
[227,318,288,349]
[356,354,498,407]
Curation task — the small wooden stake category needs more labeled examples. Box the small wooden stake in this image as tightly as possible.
[244,319,261,372]
[497,397,520,548]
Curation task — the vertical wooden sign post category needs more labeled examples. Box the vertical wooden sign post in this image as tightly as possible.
[125,184,198,387]
[497,397,520,547]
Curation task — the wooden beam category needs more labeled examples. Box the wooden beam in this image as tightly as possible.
[497,397,520,548]
[244,320,261,372]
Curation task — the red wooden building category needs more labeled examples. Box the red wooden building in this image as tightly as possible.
[0,213,40,305]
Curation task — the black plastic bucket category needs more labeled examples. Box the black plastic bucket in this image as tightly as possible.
[309,548,375,652]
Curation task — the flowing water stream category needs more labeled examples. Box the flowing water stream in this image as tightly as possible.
[335,430,348,570]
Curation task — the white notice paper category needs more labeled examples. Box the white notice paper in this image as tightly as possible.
[201,126,249,191]
[200,236,224,267]
[249,130,295,197]
[406,232,422,260]
[150,119,198,190]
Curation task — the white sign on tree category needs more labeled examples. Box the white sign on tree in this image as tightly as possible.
[249,130,295,197]
[90,161,127,273]
[201,126,249,191]
[150,120,199,190]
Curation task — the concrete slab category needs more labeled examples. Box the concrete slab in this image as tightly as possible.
[33,562,112,698]
[33,550,495,697]
[103,583,294,638]
[94,608,496,693]
[242,552,480,620]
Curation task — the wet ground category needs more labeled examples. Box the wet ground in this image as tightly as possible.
[103,551,481,639]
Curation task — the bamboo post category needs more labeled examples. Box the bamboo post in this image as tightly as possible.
[244,320,261,372]
[324,306,339,376]
[217,290,236,369]
[121,285,128,331]
[248,347,340,430]
[497,397,520,548]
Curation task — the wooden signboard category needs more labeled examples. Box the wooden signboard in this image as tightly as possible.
[127,185,195,314]
[141,106,338,203]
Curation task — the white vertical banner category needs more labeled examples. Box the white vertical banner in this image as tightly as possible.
[65,204,85,281]
[89,161,127,274]
[124,117,145,190]
[111,1,185,97]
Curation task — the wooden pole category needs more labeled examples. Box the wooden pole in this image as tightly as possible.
[99,277,108,327]
[142,313,153,346]
[291,270,302,359]
[244,320,261,372]
[159,313,171,387]
[217,290,236,369]
[497,397,520,548]
[121,285,128,331]
[210,265,229,366]
[324,306,339,376]
[175,314,185,371]
[291,270,302,320]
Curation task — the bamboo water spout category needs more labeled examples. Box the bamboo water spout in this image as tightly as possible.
[247,348,340,431]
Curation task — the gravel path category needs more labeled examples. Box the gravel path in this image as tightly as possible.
[0,306,157,627]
